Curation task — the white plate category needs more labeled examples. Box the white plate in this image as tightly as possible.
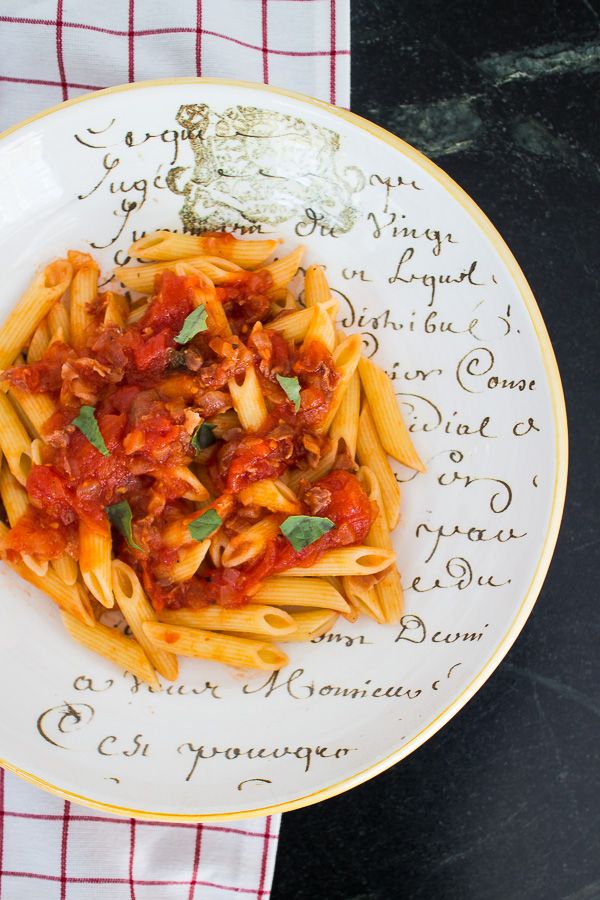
[0,79,567,820]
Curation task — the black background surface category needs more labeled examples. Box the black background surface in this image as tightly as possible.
[273,3,599,898]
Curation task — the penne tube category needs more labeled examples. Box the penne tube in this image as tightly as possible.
[62,612,159,687]
[176,465,210,502]
[251,575,351,613]
[0,459,28,522]
[238,479,301,515]
[262,246,304,292]
[50,554,79,586]
[269,288,298,317]
[183,267,232,337]
[209,530,229,567]
[357,403,401,530]
[30,438,43,466]
[0,258,73,370]
[318,334,362,434]
[142,621,288,671]
[79,519,114,608]
[358,356,425,471]
[342,575,385,623]
[208,409,239,437]
[221,515,280,568]
[102,290,129,328]
[112,560,178,680]
[159,604,296,636]
[8,385,55,438]
[266,297,336,343]
[376,565,404,624]
[47,300,70,343]
[266,609,338,643]
[156,539,211,583]
[126,300,149,324]
[302,301,337,353]
[282,546,396,577]
[70,258,99,352]
[129,231,280,267]
[329,369,360,459]
[356,466,403,622]
[285,438,339,493]
[0,393,33,485]
[246,610,338,643]
[8,559,94,626]
[0,462,47,576]
[304,265,332,308]
[26,319,50,363]
[228,365,268,432]
[114,257,239,294]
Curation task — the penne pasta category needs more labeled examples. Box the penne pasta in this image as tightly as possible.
[357,403,401,529]
[8,384,55,438]
[112,560,178,680]
[159,604,296,637]
[221,515,281,568]
[282,546,395,577]
[342,575,385,623]
[0,461,47,576]
[318,334,362,434]
[26,319,50,364]
[238,479,301,515]
[129,231,280,268]
[70,257,99,352]
[285,438,339,493]
[156,539,211,583]
[228,365,268,432]
[62,612,159,687]
[251,575,351,613]
[357,466,403,622]
[0,258,73,370]
[9,560,94,626]
[303,301,337,353]
[329,368,360,459]
[79,519,114,608]
[262,246,304,292]
[267,609,338,643]
[47,300,70,343]
[1,235,425,675]
[176,265,232,337]
[304,265,331,308]
[114,257,239,294]
[358,356,425,471]
[142,622,288,671]
[0,393,33,485]
[50,554,79,586]
[266,297,337,343]
[102,291,129,328]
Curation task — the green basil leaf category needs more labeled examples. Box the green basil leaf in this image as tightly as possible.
[106,500,144,551]
[175,304,208,344]
[276,374,301,412]
[279,515,335,551]
[191,422,216,453]
[188,509,222,542]
[72,405,110,456]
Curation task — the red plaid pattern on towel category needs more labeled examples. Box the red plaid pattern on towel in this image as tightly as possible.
[0,2,350,895]
[0,768,280,899]
[0,0,350,131]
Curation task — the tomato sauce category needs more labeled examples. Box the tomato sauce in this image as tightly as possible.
[2,266,365,613]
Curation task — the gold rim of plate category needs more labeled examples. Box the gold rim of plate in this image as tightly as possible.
[0,77,569,822]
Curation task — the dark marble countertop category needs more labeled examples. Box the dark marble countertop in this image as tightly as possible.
[272,3,599,898]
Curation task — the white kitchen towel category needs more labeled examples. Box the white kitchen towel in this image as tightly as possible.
[0,0,350,131]
[0,1,350,897]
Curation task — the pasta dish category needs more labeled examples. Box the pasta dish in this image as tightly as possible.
[0,232,423,684]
